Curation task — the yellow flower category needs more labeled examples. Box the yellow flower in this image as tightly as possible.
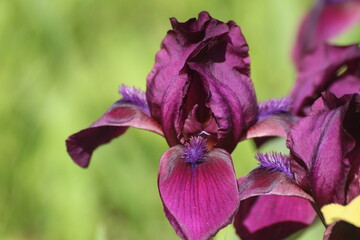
[321,195,360,227]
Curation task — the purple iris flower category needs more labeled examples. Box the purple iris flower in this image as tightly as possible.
[290,0,360,116]
[66,12,295,240]
[293,0,360,66]
[235,92,360,240]
[291,43,360,116]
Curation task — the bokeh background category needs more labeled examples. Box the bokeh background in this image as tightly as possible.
[1,0,358,239]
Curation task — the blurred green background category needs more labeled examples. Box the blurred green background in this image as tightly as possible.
[2,0,355,239]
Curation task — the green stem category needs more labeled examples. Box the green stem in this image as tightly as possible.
[310,201,327,228]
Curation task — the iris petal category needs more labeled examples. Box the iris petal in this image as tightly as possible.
[291,44,360,116]
[235,169,316,240]
[287,93,356,207]
[235,195,315,240]
[150,11,256,151]
[293,0,360,65]
[158,146,239,240]
[66,100,163,168]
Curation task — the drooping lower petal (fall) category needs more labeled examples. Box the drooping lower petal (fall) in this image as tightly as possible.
[235,195,315,240]
[235,166,316,240]
[158,145,239,240]
[66,97,163,168]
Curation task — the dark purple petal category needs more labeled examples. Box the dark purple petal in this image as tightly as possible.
[234,195,316,240]
[66,100,163,168]
[238,168,313,202]
[187,20,257,128]
[329,74,360,97]
[293,0,360,65]
[287,93,356,207]
[150,12,256,151]
[324,221,360,240]
[342,95,360,203]
[185,20,257,150]
[146,11,227,123]
[158,146,239,240]
[255,152,294,179]
[244,112,297,140]
[291,44,360,116]
[235,169,315,240]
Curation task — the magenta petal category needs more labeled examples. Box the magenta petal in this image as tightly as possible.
[238,168,313,202]
[184,20,257,151]
[293,0,360,64]
[244,113,297,140]
[151,12,256,151]
[287,93,356,207]
[158,146,239,240]
[291,44,360,115]
[146,11,227,123]
[66,101,163,168]
[329,74,360,98]
[234,195,316,240]
[235,168,316,240]
[187,20,257,130]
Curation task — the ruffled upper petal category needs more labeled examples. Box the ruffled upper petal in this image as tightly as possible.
[66,99,163,168]
[146,11,227,124]
[156,12,256,151]
[187,20,257,129]
[158,145,239,240]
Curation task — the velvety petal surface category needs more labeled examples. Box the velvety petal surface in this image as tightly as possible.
[147,12,210,123]
[186,20,257,130]
[66,101,163,168]
[244,113,297,140]
[235,169,315,240]
[146,11,230,123]
[238,168,313,202]
[235,195,315,240]
[293,0,360,65]
[287,93,356,207]
[158,12,256,151]
[291,44,360,115]
[158,146,239,240]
